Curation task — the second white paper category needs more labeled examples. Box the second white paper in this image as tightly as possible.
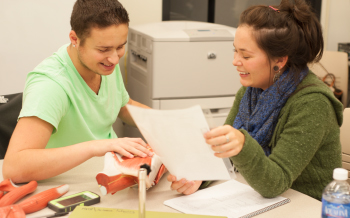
[126,105,231,181]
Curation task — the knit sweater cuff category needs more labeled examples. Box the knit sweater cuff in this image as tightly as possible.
[230,129,262,167]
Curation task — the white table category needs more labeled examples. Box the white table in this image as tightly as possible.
[0,157,322,218]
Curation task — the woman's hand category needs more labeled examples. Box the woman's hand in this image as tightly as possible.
[91,138,153,158]
[167,174,202,195]
[203,125,245,158]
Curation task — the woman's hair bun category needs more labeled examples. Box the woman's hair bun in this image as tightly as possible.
[280,0,314,24]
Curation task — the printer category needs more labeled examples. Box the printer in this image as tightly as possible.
[124,21,241,137]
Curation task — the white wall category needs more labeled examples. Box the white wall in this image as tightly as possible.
[321,0,350,51]
[0,0,162,95]
[120,0,162,26]
[0,1,75,95]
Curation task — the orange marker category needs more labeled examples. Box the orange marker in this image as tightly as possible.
[0,181,37,207]
[17,184,69,214]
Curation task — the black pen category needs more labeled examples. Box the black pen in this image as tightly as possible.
[28,211,69,218]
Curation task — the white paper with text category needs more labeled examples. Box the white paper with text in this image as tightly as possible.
[126,105,231,181]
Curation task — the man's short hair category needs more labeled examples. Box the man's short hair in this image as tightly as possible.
[70,0,130,45]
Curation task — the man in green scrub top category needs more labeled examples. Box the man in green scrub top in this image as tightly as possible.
[3,0,153,183]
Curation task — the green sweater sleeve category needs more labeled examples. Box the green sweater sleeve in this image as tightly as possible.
[230,94,333,198]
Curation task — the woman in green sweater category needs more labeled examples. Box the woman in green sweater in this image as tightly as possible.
[168,0,343,200]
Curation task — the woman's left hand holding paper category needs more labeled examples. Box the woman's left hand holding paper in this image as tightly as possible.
[204,125,245,158]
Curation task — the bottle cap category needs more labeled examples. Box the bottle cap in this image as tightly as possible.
[333,168,348,180]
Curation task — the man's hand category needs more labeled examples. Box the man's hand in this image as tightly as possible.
[91,137,153,158]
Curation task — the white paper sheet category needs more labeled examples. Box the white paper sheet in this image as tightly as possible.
[126,105,231,181]
[164,180,290,218]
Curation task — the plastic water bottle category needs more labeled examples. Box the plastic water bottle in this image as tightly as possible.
[322,168,350,218]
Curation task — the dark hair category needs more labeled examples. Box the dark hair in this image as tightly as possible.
[239,0,323,84]
[70,0,130,45]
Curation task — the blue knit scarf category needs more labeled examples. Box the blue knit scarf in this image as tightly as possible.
[233,68,308,156]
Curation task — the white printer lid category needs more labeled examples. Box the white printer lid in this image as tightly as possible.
[129,21,236,42]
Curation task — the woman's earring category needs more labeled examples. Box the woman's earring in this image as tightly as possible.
[73,44,76,47]
[273,66,281,82]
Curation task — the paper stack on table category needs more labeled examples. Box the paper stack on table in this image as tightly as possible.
[164,179,290,218]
